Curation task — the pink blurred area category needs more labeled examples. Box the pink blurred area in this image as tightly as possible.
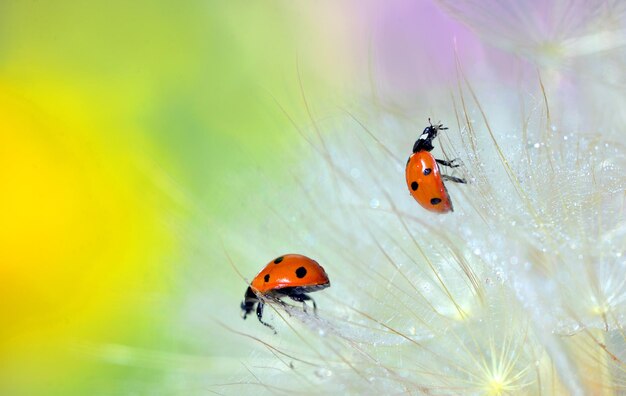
[296,0,527,111]
[297,0,626,132]
[370,1,485,101]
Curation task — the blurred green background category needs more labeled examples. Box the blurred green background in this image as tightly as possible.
[0,2,356,394]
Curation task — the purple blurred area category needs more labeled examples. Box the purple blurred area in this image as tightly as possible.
[300,0,626,131]
[370,1,485,104]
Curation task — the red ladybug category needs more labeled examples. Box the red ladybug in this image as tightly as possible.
[241,254,330,332]
[405,119,466,213]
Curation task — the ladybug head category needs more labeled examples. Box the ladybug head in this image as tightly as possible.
[412,118,448,153]
[240,286,258,319]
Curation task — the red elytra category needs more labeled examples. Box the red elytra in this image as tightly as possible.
[250,254,329,293]
[406,151,453,213]
[241,254,330,332]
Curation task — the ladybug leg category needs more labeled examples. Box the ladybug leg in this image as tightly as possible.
[442,174,467,184]
[309,296,318,314]
[436,158,462,168]
[274,296,293,317]
[256,301,277,334]
[288,293,317,315]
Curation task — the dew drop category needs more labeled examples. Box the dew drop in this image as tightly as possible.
[350,167,360,179]
[369,198,380,209]
[315,368,333,378]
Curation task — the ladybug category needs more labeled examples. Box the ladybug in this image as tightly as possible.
[240,254,330,332]
[405,119,466,213]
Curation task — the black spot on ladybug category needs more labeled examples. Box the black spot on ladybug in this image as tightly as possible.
[423,168,432,175]
[431,198,442,205]
[411,181,419,191]
[274,256,284,264]
[295,267,307,278]
[264,274,270,282]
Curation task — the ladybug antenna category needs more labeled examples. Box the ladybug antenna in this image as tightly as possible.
[428,118,448,131]
[432,118,448,131]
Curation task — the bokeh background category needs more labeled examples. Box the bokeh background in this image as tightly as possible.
[0,2,351,394]
[2,1,625,395]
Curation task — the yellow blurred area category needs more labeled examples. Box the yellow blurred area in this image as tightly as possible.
[0,84,170,387]
[0,1,297,345]
[0,1,357,393]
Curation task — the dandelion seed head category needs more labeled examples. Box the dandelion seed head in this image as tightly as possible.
[198,2,626,393]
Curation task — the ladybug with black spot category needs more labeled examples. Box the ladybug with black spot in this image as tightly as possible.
[241,254,330,332]
[405,119,466,213]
